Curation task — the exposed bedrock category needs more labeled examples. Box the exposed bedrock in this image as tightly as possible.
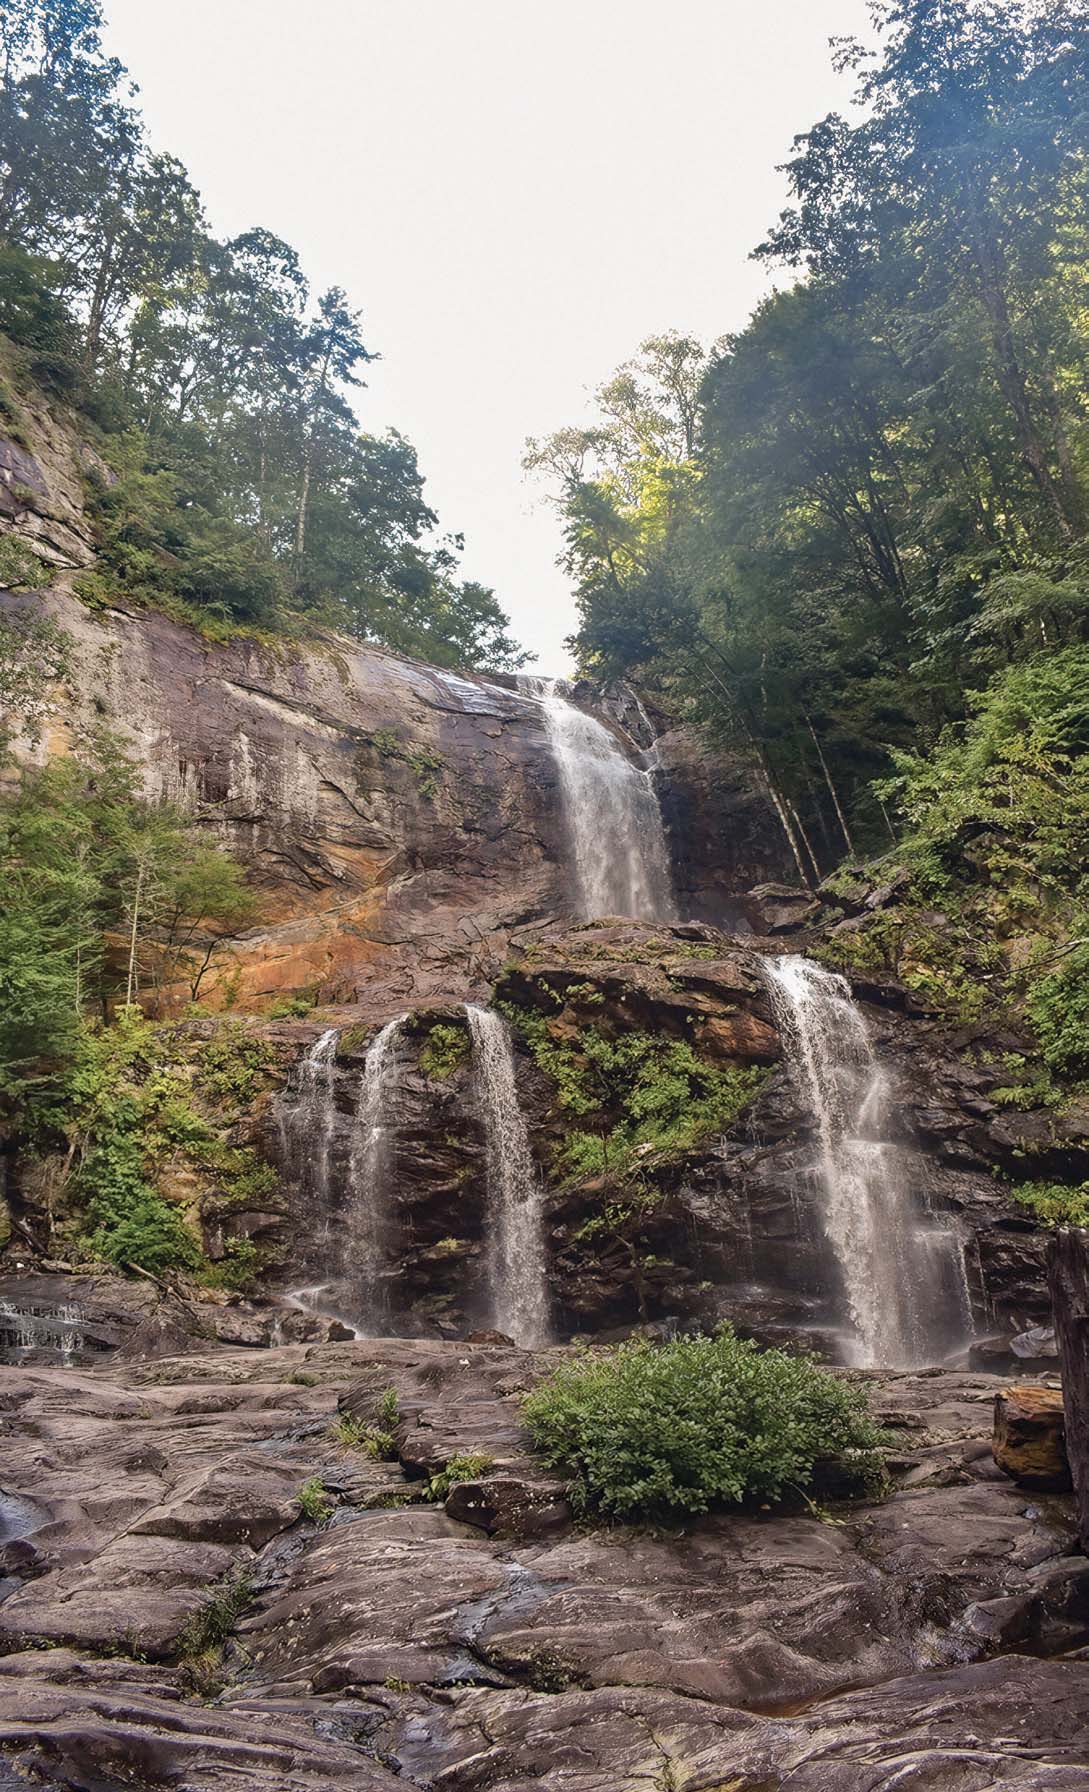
[0,588,791,1013]
[0,1338,1087,1792]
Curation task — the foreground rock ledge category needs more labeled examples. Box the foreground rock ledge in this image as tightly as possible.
[1,1336,1088,1791]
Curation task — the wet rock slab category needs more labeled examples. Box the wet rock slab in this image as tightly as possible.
[1,1339,1088,1790]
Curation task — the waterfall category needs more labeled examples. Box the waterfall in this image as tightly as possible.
[0,1298,83,1366]
[466,1005,549,1346]
[277,1019,407,1332]
[278,1027,339,1203]
[762,955,971,1368]
[346,1015,408,1331]
[518,676,675,922]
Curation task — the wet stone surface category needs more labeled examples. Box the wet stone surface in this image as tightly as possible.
[0,1335,1088,1789]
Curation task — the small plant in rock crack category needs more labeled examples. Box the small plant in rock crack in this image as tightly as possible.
[296,1475,334,1523]
[330,1388,401,1459]
[175,1565,255,1694]
[329,1411,397,1461]
[425,1451,494,1502]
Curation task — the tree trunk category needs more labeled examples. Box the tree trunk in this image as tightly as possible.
[968,211,1078,538]
[294,439,311,568]
[805,715,857,858]
[125,862,144,1009]
[1047,1228,1089,1549]
[787,796,822,884]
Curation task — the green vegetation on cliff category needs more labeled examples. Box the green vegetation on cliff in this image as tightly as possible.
[0,642,274,1278]
[507,1006,766,1183]
[0,0,525,670]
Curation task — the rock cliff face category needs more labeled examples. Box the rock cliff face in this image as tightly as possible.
[1,586,790,1012]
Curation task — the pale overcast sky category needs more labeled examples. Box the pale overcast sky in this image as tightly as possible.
[102,0,871,673]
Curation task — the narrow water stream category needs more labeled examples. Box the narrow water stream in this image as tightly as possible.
[466,1004,550,1347]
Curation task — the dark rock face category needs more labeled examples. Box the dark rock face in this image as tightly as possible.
[1050,1228,1089,1548]
[244,918,1055,1350]
[2,1336,1088,1791]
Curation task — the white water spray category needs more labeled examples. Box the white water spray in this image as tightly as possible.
[762,955,971,1367]
[466,1005,549,1346]
[346,1014,408,1330]
[518,676,675,922]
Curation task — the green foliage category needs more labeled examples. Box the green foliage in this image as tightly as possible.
[425,1452,494,1502]
[0,608,70,749]
[296,1476,334,1523]
[1010,1181,1089,1228]
[175,1565,255,1660]
[0,733,257,1129]
[527,3,1089,883]
[0,5,525,668]
[812,909,998,1027]
[509,1008,766,1183]
[329,1404,398,1461]
[522,1330,886,1522]
[418,1021,469,1079]
[82,1123,201,1275]
[1026,937,1089,1081]
[0,534,49,590]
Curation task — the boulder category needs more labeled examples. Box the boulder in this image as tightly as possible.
[993,1384,1071,1490]
[744,882,820,933]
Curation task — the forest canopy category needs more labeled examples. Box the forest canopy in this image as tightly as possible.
[0,0,526,669]
[527,0,1089,883]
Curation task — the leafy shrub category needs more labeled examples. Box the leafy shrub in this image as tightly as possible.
[1026,938,1089,1080]
[82,1130,201,1275]
[522,1329,886,1522]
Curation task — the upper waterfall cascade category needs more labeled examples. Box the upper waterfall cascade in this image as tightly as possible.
[518,676,676,922]
[466,1004,550,1348]
[762,955,972,1368]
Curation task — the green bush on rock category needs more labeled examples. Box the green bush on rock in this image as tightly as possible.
[522,1329,886,1522]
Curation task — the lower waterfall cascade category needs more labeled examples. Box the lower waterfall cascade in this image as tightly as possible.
[762,954,973,1368]
[518,674,676,923]
[346,1014,409,1332]
[276,1017,409,1333]
[466,1004,550,1348]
